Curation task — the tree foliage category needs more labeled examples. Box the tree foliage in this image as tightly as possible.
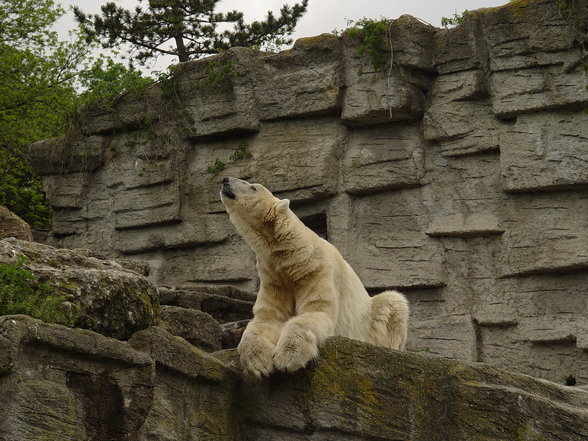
[441,10,469,28]
[74,0,309,64]
[0,0,81,228]
[0,0,151,229]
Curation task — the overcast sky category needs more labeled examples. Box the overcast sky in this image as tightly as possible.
[56,0,509,70]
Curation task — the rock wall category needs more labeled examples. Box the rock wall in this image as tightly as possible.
[30,0,588,385]
[0,207,33,241]
[2,315,588,441]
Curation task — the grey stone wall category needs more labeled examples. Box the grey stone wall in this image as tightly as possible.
[30,0,588,385]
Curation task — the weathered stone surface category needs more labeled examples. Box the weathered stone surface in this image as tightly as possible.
[31,0,588,386]
[341,16,434,125]
[178,48,261,139]
[41,173,88,210]
[235,338,588,441]
[426,213,503,237]
[341,58,426,125]
[0,315,153,441]
[116,218,229,254]
[500,112,588,192]
[159,305,222,351]
[255,34,344,120]
[343,123,424,194]
[491,65,588,117]
[188,116,346,204]
[0,206,33,241]
[408,315,477,360]
[77,85,166,136]
[498,192,588,277]
[3,320,588,441]
[29,135,110,176]
[114,181,181,230]
[0,238,159,339]
[128,326,231,382]
[135,238,257,289]
[347,190,446,290]
[159,286,254,323]
[422,69,501,157]
[483,0,580,67]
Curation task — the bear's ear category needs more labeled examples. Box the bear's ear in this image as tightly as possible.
[277,199,290,213]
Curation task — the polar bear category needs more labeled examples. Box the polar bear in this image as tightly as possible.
[220,177,409,377]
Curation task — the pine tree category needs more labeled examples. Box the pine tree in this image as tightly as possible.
[74,0,309,64]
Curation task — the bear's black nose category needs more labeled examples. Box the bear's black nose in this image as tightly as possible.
[222,177,230,184]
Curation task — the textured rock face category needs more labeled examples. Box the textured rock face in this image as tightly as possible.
[1,320,587,441]
[0,238,159,339]
[0,316,154,441]
[30,0,588,385]
[0,206,33,241]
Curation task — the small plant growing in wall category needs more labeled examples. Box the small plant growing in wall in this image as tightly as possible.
[207,158,226,176]
[441,10,470,28]
[199,57,241,94]
[229,143,253,161]
[346,18,391,72]
[206,143,252,176]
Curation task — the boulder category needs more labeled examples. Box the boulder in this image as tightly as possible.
[0,315,153,441]
[0,238,159,339]
[158,286,254,323]
[159,305,222,351]
[0,206,33,241]
[236,337,588,441]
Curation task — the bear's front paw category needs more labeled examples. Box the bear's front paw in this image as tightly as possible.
[273,324,319,373]
[238,334,275,378]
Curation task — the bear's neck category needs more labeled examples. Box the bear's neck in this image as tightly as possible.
[240,214,313,263]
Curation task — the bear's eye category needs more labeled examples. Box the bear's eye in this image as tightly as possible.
[251,185,257,192]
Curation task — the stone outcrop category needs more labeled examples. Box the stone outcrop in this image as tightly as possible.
[1,316,587,441]
[0,206,33,241]
[0,238,159,339]
[29,0,588,386]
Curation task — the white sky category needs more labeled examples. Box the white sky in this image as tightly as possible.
[55,0,509,71]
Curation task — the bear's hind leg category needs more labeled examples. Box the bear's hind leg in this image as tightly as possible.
[369,290,409,350]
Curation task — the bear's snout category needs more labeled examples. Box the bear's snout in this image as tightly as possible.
[221,178,236,200]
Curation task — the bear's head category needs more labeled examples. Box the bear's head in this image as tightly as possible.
[220,177,291,246]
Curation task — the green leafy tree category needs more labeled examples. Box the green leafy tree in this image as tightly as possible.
[0,0,85,228]
[0,0,152,229]
[77,56,154,109]
[73,0,309,64]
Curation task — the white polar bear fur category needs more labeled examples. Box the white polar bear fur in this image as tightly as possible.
[220,177,409,377]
